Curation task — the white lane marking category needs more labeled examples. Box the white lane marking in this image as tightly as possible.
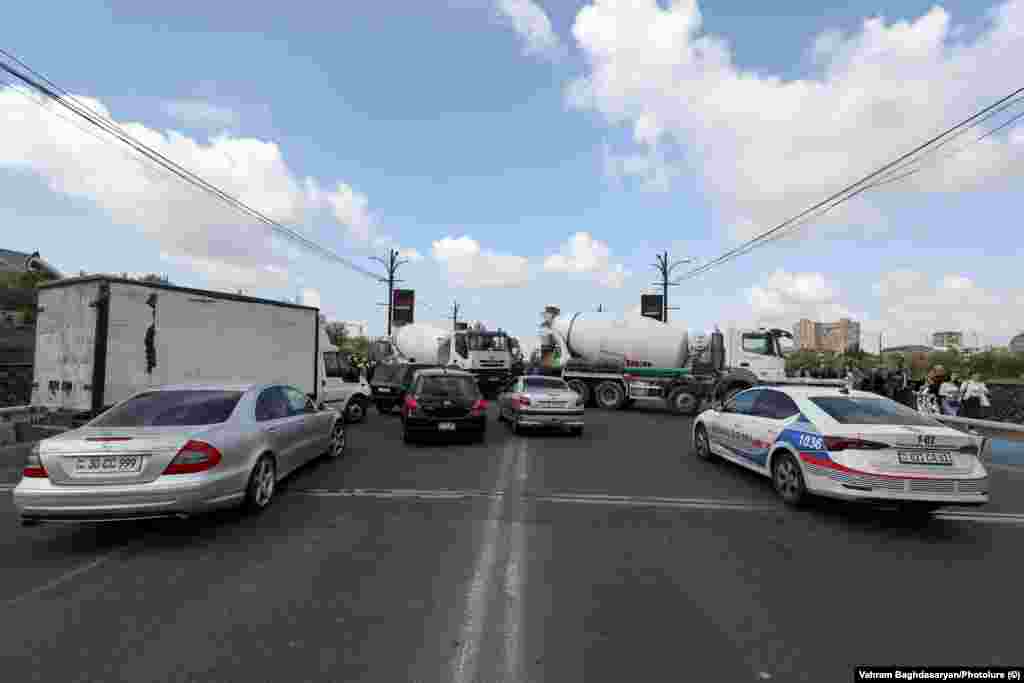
[503,440,529,682]
[5,550,116,607]
[287,488,1024,527]
[451,441,517,683]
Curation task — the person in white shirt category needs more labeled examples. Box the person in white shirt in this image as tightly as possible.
[940,374,962,416]
[959,374,991,419]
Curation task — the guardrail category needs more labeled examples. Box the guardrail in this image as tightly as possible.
[931,414,1024,443]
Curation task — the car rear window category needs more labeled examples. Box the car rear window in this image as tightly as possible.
[809,396,943,427]
[525,377,568,390]
[417,376,479,399]
[90,390,244,427]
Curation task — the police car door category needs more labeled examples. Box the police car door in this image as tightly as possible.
[746,389,801,469]
[714,388,761,458]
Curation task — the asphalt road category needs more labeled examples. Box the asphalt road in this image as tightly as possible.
[2,404,1023,682]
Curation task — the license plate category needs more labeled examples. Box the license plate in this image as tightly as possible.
[74,454,144,473]
[898,451,954,466]
[378,388,391,393]
[438,422,456,431]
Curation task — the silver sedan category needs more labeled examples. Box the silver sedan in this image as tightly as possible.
[14,383,346,525]
[497,375,585,436]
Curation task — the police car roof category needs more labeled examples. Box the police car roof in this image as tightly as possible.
[415,367,474,377]
[759,385,878,399]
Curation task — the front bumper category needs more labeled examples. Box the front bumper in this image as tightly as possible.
[803,470,989,507]
[516,409,585,429]
[13,471,247,523]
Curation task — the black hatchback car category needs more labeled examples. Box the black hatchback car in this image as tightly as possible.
[401,368,488,443]
[370,362,437,415]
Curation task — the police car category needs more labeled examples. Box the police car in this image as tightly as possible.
[691,385,988,512]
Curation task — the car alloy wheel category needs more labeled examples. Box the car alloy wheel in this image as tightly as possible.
[246,456,277,512]
[772,453,806,506]
[328,421,346,458]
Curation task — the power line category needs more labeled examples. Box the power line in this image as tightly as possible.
[675,86,1024,283]
[0,49,387,284]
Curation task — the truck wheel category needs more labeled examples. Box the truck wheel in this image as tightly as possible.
[567,379,590,406]
[594,381,626,410]
[667,388,700,416]
[346,396,369,423]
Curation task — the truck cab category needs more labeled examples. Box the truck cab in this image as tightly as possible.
[319,335,372,423]
[440,327,512,397]
[723,327,792,382]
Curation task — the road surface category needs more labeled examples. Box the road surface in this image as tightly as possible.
[2,405,1022,682]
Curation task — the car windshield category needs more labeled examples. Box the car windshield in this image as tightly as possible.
[809,396,943,427]
[89,390,244,427]
[467,333,508,351]
[418,376,479,399]
[525,377,568,391]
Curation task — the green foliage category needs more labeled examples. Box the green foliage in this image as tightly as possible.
[0,270,54,290]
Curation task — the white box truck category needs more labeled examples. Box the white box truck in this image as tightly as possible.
[30,276,372,423]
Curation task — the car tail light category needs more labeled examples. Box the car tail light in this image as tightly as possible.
[823,436,889,452]
[404,396,418,414]
[471,399,487,417]
[516,395,531,408]
[164,440,223,475]
[23,444,48,479]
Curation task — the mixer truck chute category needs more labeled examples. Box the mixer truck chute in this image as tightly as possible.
[538,307,837,415]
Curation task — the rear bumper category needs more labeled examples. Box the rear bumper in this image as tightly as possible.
[516,410,585,428]
[13,472,246,523]
[404,415,487,435]
[804,472,989,507]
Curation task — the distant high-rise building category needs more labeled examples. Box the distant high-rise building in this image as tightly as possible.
[932,331,963,348]
[793,318,861,353]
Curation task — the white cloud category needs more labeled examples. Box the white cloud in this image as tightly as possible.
[299,287,322,309]
[568,1,1024,241]
[0,88,388,291]
[161,99,240,130]
[746,269,859,325]
[496,0,565,61]
[431,236,531,288]
[743,268,1024,348]
[543,231,629,288]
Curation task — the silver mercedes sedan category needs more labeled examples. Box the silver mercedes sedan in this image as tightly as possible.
[14,383,346,525]
[497,375,586,436]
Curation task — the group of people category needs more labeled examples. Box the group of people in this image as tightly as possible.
[915,365,991,419]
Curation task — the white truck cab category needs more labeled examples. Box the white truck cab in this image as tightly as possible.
[319,331,372,423]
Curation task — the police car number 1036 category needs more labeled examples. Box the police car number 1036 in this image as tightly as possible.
[797,434,823,450]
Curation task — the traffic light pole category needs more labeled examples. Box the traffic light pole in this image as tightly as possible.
[371,249,409,337]
[651,251,692,323]
[451,300,460,331]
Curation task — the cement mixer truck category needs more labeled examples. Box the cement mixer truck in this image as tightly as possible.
[369,321,513,398]
[539,306,839,416]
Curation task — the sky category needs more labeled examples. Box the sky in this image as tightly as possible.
[2,0,1023,350]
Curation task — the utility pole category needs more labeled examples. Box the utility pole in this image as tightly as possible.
[597,304,604,312]
[370,249,409,337]
[451,300,460,331]
[652,251,692,323]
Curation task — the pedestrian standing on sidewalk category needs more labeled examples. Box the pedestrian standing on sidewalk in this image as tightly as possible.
[940,373,962,416]
[959,374,991,419]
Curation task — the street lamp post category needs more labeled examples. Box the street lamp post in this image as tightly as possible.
[370,249,409,337]
[652,251,693,323]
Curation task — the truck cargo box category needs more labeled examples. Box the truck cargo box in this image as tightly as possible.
[31,277,321,416]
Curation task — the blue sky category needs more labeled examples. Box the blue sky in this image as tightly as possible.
[2,1,1022,348]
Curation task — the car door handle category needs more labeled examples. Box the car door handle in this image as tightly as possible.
[263,425,280,433]
[740,362,750,367]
